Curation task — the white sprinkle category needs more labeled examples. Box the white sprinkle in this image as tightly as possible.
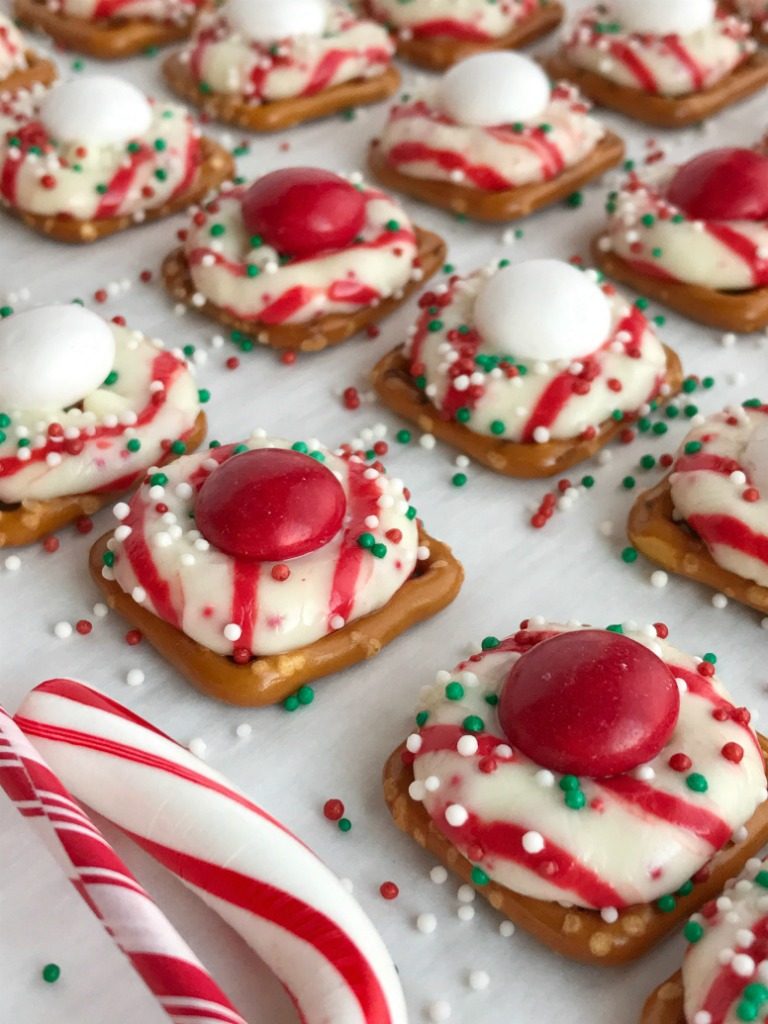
[235,723,252,740]
[535,769,555,788]
[522,831,545,854]
[406,733,423,753]
[430,866,448,885]
[427,999,451,1022]
[601,906,619,923]
[417,545,431,561]
[132,586,147,604]
[424,775,440,792]
[457,884,476,904]
[731,954,756,977]
[416,913,437,934]
[4,555,21,572]
[223,623,242,642]
[499,921,516,938]
[113,502,131,521]
[712,593,728,609]
[693,1013,712,1024]
[126,669,145,687]
[93,603,109,619]
[532,426,550,444]
[650,570,668,588]
[53,621,72,639]
[188,737,207,759]
[457,905,475,922]
[419,433,436,450]
[409,780,426,801]
[467,970,490,992]
[457,735,478,757]
[445,804,468,827]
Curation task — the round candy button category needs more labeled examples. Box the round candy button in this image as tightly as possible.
[498,630,680,778]
[667,148,768,222]
[240,168,367,259]
[195,448,347,562]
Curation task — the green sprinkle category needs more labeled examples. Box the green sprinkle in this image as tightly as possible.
[559,775,580,792]
[581,475,595,488]
[684,441,703,455]
[684,920,704,943]
[452,472,468,487]
[686,773,708,793]
[490,420,506,436]
[371,543,387,558]
[385,219,400,231]
[676,880,694,896]
[566,191,583,208]
[481,636,500,650]
[210,223,226,237]
[456,408,471,424]
[621,547,638,563]
[564,790,586,810]
[622,476,636,490]
[149,472,168,487]
[297,685,314,706]
[102,551,115,567]
[357,533,375,550]
[198,388,210,403]
[427,319,443,333]
[126,438,141,453]
[446,681,464,700]
[737,1002,759,1022]
[484,693,499,706]
[416,710,429,727]
[104,370,118,386]
[657,894,676,913]
[640,454,656,469]
[471,865,489,886]
[338,817,352,832]
[291,441,309,453]
[743,984,768,1004]
[754,870,768,888]
[652,422,668,435]
[396,429,411,444]
[606,624,624,633]
[170,440,186,455]
[42,964,61,984]
[283,695,299,711]
[462,715,485,733]
[703,652,717,664]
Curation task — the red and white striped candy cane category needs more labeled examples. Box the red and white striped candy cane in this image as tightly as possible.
[15,679,408,1024]
[0,706,248,1024]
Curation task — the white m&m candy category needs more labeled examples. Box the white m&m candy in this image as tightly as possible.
[0,305,116,411]
[611,0,715,36]
[437,52,551,127]
[474,260,612,362]
[39,77,153,146]
[224,0,328,42]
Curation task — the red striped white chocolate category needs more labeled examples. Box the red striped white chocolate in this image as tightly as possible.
[407,621,766,909]
[184,184,420,326]
[0,92,200,221]
[15,678,407,1024]
[183,3,394,101]
[670,404,768,588]
[104,435,419,656]
[364,0,540,41]
[0,13,27,80]
[0,703,247,1024]
[46,0,201,24]
[599,165,768,292]
[405,264,668,444]
[682,855,768,1024]
[563,4,752,97]
[377,81,605,192]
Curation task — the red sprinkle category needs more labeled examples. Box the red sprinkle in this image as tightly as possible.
[697,661,715,677]
[232,647,251,665]
[653,622,669,639]
[75,619,92,636]
[42,536,60,553]
[721,742,744,763]
[94,289,108,304]
[668,753,692,772]
[271,564,290,582]
[125,629,142,646]
[225,356,240,370]
[75,516,93,535]
[342,387,360,411]
[323,798,345,821]
[280,351,297,366]
[379,881,399,900]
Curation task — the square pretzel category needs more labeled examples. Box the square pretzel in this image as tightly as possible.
[163,54,401,132]
[0,411,207,549]
[592,241,768,334]
[89,528,464,707]
[371,344,683,479]
[543,51,768,129]
[628,475,768,614]
[14,0,193,58]
[2,138,235,244]
[367,131,626,223]
[161,227,447,353]
[383,739,768,965]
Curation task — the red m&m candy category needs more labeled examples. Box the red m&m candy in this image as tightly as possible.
[240,168,366,259]
[666,148,768,222]
[498,630,680,778]
[196,448,346,562]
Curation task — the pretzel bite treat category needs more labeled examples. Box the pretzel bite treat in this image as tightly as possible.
[363,0,564,71]
[384,620,768,963]
[546,1,768,128]
[0,75,234,243]
[0,11,56,95]
[641,855,768,1024]
[372,258,683,477]
[91,436,463,705]
[595,148,768,332]
[14,0,204,59]
[162,167,446,353]
[163,0,400,132]
[0,305,206,548]
[629,402,768,614]
[369,52,625,222]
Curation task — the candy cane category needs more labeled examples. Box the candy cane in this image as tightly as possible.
[0,706,247,1024]
[15,679,408,1024]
